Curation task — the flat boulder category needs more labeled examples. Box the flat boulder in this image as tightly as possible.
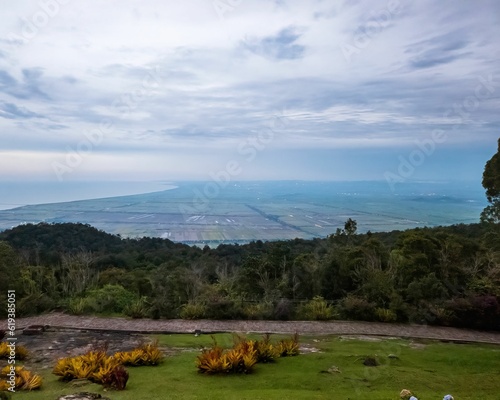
[57,393,110,400]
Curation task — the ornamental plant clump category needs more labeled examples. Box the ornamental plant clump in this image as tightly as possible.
[0,366,42,391]
[196,334,300,375]
[297,296,336,320]
[179,302,208,320]
[100,364,129,390]
[52,350,121,384]
[53,343,164,390]
[276,333,300,357]
[114,341,164,366]
[253,334,279,363]
[0,342,29,360]
[375,307,397,323]
[196,339,257,374]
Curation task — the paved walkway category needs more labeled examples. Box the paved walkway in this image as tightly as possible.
[2,313,500,344]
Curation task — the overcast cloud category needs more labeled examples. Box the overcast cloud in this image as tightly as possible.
[0,0,499,182]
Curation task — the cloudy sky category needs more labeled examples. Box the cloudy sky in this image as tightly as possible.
[0,0,499,185]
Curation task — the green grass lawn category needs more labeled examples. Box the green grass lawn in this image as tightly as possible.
[7,334,500,400]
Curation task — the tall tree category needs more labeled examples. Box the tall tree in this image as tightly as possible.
[481,138,500,223]
[344,218,358,236]
[0,241,19,293]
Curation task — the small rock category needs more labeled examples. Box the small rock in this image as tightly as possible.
[70,379,93,387]
[388,354,399,359]
[327,365,341,374]
[23,325,44,335]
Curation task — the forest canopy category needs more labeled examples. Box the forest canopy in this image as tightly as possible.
[1,221,499,330]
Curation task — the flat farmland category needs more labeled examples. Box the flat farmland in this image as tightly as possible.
[0,181,486,246]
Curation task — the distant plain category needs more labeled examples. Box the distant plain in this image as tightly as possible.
[0,181,486,246]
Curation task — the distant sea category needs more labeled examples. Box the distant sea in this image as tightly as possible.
[0,180,488,246]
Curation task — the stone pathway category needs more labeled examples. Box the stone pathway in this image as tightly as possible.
[2,312,500,344]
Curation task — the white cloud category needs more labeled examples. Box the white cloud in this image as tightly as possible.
[0,0,499,181]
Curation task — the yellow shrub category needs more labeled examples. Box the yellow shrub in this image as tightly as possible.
[196,334,300,375]
[196,346,225,374]
[243,353,257,371]
[0,342,29,360]
[114,350,143,365]
[53,351,119,383]
[53,358,74,380]
[196,338,258,374]
[0,366,11,376]
[0,342,8,358]
[80,350,107,366]
[92,357,121,383]
[0,366,42,391]
[277,334,300,357]
[21,373,43,391]
[114,342,164,366]
[223,349,242,371]
[255,334,279,363]
[0,380,9,391]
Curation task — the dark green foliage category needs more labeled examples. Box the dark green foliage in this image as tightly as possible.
[17,292,56,316]
[242,301,273,320]
[375,308,397,322]
[1,221,499,330]
[272,298,294,320]
[124,297,149,318]
[445,295,500,330]
[343,218,357,236]
[82,285,138,314]
[67,298,88,315]
[0,242,20,318]
[204,298,243,320]
[481,138,500,223]
[340,295,377,321]
[179,302,207,320]
[297,296,335,320]
[0,392,11,400]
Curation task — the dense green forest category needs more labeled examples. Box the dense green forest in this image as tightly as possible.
[1,220,499,330]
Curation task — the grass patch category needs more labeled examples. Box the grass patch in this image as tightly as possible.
[7,334,500,399]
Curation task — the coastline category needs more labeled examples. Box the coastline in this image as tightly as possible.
[0,181,177,211]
